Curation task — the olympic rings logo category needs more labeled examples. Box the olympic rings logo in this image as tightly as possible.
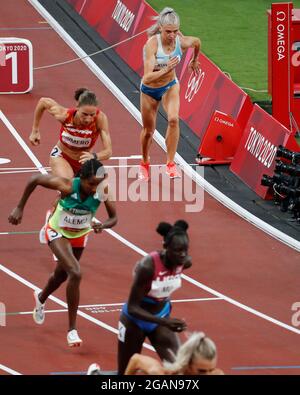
[184,70,205,102]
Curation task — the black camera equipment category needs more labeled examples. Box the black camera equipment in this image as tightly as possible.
[261,144,300,222]
[276,145,300,165]
[261,173,295,188]
[275,160,300,177]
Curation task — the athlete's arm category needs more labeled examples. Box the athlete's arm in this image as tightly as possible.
[92,182,117,233]
[29,97,68,146]
[79,112,112,164]
[8,175,72,225]
[181,35,201,73]
[126,257,186,331]
[142,38,179,85]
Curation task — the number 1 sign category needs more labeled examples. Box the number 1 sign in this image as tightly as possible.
[0,37,33,94]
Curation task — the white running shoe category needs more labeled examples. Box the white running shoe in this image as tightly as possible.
[87,363,101,375]
[33,290,45,325]
[67,329,82,347]
[39,210,52,244]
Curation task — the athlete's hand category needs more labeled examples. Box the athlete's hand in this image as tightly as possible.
[79,151,95,164]
[8,207,23,225]
[188,58,200,74]
[162,317,187,332]
[91,218,103,234]
[166,56,180,72]
[29,129,41,146]
[92,222,104,234]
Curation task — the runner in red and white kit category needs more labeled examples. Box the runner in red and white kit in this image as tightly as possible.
[29,88,112,242]
[117,219,192,375]
[29,87,112,177]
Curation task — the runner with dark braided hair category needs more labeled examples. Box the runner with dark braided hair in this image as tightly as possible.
[8,159,117,347]
[117,219,192,374]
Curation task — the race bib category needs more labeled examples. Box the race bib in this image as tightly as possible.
[50,145,63,158]
[61,131,92,148]
[59,210,92,230]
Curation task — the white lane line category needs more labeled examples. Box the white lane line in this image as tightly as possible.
[1,297,222,316]
[0,164,166,175]
[0,167,50,171]
[0,363,22,375]
[0,111,47,175]
[107,230,300,335]
[0,263,154,352]
[0,231,38,236]
[2,109,300,336]
[0,158,11,164]
[0,170,43,175]
[81,297,222,307]
[110,155,142,160]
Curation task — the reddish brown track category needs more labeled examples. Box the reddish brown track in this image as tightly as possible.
[0,0,299,376]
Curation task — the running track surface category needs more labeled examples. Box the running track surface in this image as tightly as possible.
[0,0,299,375]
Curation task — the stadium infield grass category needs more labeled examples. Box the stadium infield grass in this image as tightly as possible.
[147,0,300,104]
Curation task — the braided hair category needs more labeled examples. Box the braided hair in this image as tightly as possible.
[156,219,189,246]
[79,158,106,179]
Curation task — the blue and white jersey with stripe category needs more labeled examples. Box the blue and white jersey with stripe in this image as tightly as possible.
[143,34,182,71]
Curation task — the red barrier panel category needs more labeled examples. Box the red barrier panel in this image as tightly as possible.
[67,0,155,76]
[230,104,292,199]
[178,51,253,140]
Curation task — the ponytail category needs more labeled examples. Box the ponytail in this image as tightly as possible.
[147,7,180,37]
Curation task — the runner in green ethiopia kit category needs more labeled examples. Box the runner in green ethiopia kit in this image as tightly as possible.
[48,176,102,240]
[8,159,117,347]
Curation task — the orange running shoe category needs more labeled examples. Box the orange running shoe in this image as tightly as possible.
[166,162,181,178]
[138,161,150,181]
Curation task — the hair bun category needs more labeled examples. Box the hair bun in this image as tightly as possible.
[156,222,172,237]
[173,219,189,231]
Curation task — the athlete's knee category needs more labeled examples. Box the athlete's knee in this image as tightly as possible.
[68,268,82,283]
[168,115,179,128]
[142,127,155,140]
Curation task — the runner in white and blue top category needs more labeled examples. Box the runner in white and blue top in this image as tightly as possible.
[141,33,182,101]
[138,7,201,181]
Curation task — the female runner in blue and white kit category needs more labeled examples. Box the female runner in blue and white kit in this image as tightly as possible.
[117,220,192,375]
[139,8,201,181]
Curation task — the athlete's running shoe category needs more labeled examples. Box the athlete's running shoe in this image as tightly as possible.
[33,290,45,325]
[138,161,150,181]
[39,209,52,244]
[166,162,181,179]
[87,363,101,375]
[67,329,82,347]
